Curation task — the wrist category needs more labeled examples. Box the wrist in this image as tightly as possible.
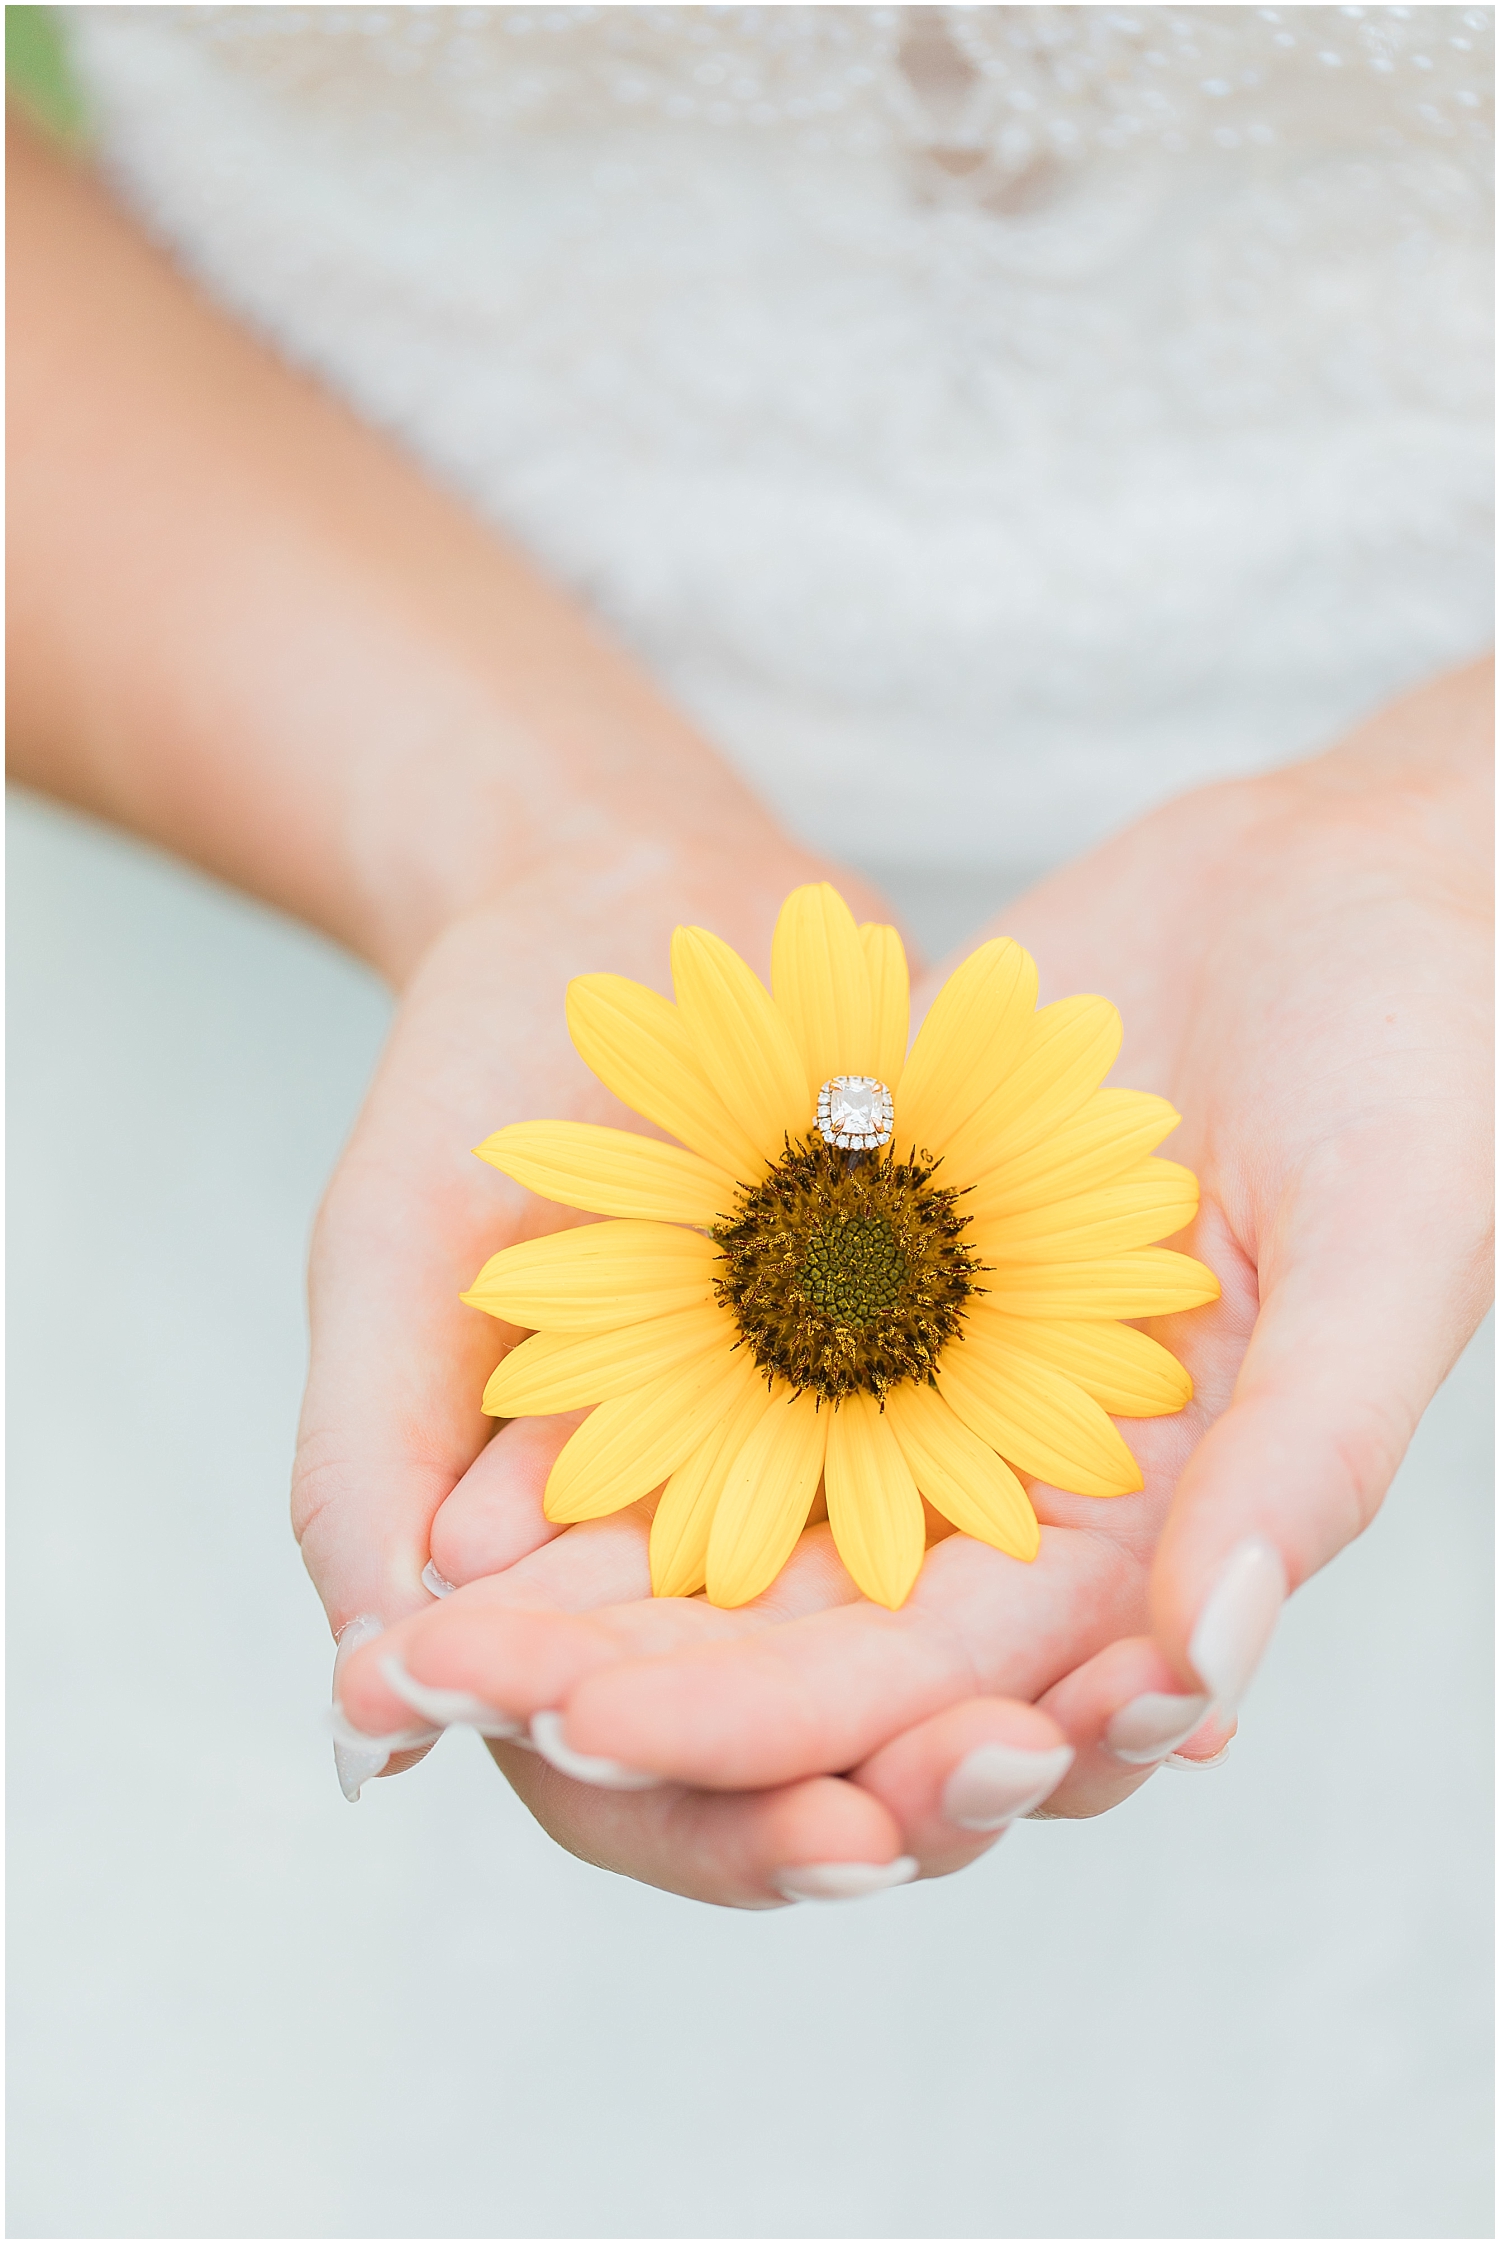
[371,764,886,1000]
[330,632,886,982]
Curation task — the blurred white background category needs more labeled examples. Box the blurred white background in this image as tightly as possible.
[7,788,1493,2241]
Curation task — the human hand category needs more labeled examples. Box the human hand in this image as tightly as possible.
[295,841,907,1799]
[336,660,1491,1892]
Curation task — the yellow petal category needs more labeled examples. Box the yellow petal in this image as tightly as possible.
[544,1348,759,1524]
[860,923,911,1087]
[964,1088,1181,1225]
[974,1158,1200,1264]
[650,1379,774,1598]
[566,973,764,1181]
[942,994,1123,1188]
[894,938,1039,1152]
[482,1304,733,1416]
[823,1392,927,1608]
[463,1220,720,1333]
[884,1382,1040,1560]
[672,926,812,1164]
[939,1335,1143,1497]
[705,1385,828,1607]
[977,1247,1221,1320]
[970,1309,1192,1417]
[475,1120,738,1228]
[771,883,876,1087]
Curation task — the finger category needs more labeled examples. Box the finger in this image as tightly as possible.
[850,1696,1073,1876]
[848,1642,1236,1861]
[333,1507,663,1794]
[298,1136,510,1792]
[426,1410,582,1587]
[549,1516,1148,1789]
[334,1512,674,1739]
[293,1147,519,1634]
[488,1744,912,1910]
[1151,1127,1492,1712]
[1163,1718,1238,1771]
[334,1518,863,1742]
[328,1611,441,1800]
[1032,1633,1236,1818]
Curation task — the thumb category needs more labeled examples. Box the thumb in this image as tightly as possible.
[293,1142,504,1636]
[295,1153,501,1798]
[1151,1123,1492,1710]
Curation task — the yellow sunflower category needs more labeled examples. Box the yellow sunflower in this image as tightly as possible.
[462,884,1218,1610]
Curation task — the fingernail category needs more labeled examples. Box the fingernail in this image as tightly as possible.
[331,1614,386,1801]
[1188,1536,1287,1711]
[941,1741,1074,1830]
[328,1699,441,1802]
[1105,1692,1211,1766]
[421,1561,456,1598]
[1166,1741,1233,1770]
[379,1652,523,1740]
[529,1709,662,1791]
[773,1858,920,1903]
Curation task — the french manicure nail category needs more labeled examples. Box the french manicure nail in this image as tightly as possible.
[421,1561,456,1598]
[329,1701,441,1755]
[529,1710,662,1791]
[331,1614,387,1801]
[379,1652,523,1739]
[942,1741,1075,1829]
[774,1858,920,1903]
[1105,1692,1211,1765]
[328,1698,441,1802]
[1166,1741,1233,1770]
[1188,1536,1287,1711]
[332,1742,383,1804]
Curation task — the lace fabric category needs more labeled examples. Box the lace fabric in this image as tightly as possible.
[68,6,1494,866]
[123,6,1494,169]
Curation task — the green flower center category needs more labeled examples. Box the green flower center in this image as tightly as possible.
[711,1138,980,1403]
[802,1213,907,1321]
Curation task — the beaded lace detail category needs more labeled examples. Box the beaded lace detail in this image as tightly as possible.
[69,7,1494,865]
[140,6,1493,175]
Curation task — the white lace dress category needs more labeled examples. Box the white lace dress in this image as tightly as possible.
[68,5,1493,870]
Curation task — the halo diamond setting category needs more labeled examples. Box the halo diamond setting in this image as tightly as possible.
[816,1075,895,1152]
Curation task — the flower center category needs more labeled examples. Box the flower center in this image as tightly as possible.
[802,1213,906,1321]
[711,1137,980,1403]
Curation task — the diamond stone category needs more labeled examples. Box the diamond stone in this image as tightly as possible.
[816,1075,894,1151]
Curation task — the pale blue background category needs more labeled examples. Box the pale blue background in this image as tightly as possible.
[7,788,1494,2240]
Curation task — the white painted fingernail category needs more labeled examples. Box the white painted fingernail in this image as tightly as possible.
[331,1615,387,1800]
[1188,1536,1287,1711]
[1166,1741,1233,1770]
[328,1698,441,1802]
[421,1561,456,1598]
[529,1710,662,1791]
[329,1701,441,1755]
[379,1652,523,1740]
[1105,1692,1211,1765]
[332,1733,386,1804]
[942,1741,1074,1829]
[773,1858,920,1903]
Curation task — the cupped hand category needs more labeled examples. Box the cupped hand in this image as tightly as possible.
[300,830,1180,1891]
[294,840,880,1797]
[336,660,1491,1884]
